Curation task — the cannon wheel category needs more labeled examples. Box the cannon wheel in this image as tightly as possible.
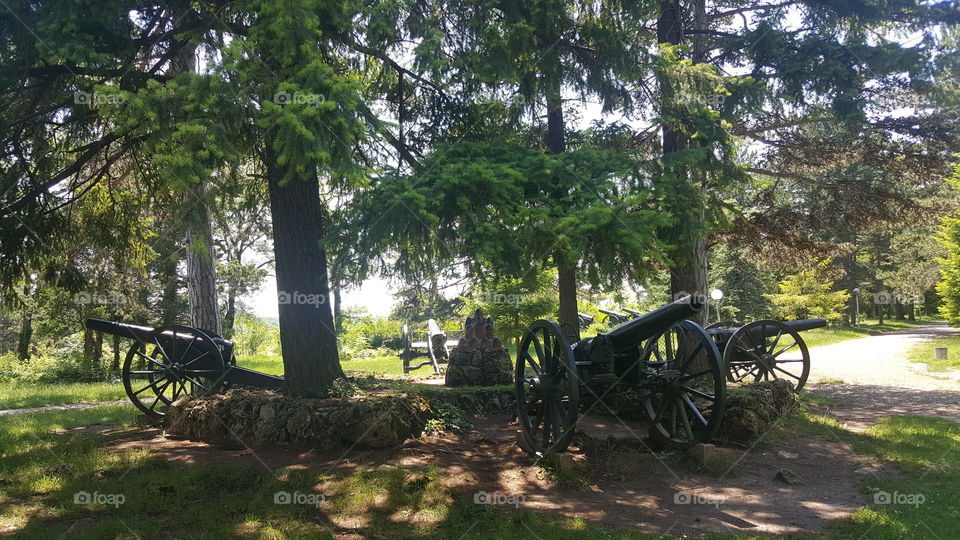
[724,320,810,391]
[122,325,226,418]
[514,320,580,455]
[641,320,726,447]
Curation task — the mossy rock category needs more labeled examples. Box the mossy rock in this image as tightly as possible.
[719,380,799,443]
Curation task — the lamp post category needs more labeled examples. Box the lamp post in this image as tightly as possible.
[710,289,724,324]
[853,288,860,326]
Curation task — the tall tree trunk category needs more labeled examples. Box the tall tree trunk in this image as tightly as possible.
[159,251,181,325]
[112,333,121,371]
[658,0,709,325]
[908,300,916,321]
[185,181,222,335]
[265,151,344,396]
[332,281,343,334]
[545,67,580,343]
[223,284,237,338]
[83,328,103,366]
[17,311,32,362]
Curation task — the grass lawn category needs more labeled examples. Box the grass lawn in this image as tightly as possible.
[239,353,406,376]
[785,408,960,539]
[801,318,931,349]
[904,335,960,372]
[0,381,126,410]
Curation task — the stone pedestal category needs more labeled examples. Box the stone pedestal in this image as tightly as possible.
[444,309,513,387]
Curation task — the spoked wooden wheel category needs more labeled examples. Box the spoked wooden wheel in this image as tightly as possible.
[641,320,726,447]
[122,325,226,418]
[724,320,810,391]
[514,320,580,455]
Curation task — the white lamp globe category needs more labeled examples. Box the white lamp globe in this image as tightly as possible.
[710,289,724,301]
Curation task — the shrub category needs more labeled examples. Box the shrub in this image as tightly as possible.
[233,314,280,355]
[769,262,850,322]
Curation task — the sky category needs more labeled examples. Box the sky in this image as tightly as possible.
[250,274,396,319]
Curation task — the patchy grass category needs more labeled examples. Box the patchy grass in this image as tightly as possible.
[0,405,686,539]
[0,381,126,410]
[905,335,960,372]
[785,407,960,539]
[801,318,931,349]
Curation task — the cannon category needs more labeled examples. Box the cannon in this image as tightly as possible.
[705,318,826,391]
[85,319,283,418]
[598,308,631,325]
[514,297,725,455]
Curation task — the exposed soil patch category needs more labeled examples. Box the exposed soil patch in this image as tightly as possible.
[805,383,960,432]
[105,411,869,536]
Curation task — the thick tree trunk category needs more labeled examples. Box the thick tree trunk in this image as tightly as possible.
[265,151,344,396]
[908,301,916,321]
[17,312,32,362]
[185,180,223,335]
[658,0,709,325]
[557,260,581,343]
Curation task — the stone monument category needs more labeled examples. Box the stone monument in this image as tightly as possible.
[444,309,513,386]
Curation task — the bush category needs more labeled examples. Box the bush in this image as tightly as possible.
[0,342,116,384]
[233,314,280,356]
[339,313,401,362]
[769,262,850,323]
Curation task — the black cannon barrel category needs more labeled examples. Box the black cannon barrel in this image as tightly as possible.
[85,318,233,348]
[782,318,827,332]
[603,296,704,351]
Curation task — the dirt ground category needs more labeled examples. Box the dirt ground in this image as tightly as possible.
[106,409,872,537]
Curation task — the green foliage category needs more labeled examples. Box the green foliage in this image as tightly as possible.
[356,142,670,291]
[231,314,280,356]
[936,167,960,325]
[710,244,775,321]
[769,262,850,322]
[424,402,472,435]
[461,270,557,343]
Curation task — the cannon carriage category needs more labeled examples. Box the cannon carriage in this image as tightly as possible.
[705,318,826,391]
[85,319,283,418]
[514,297,726,455]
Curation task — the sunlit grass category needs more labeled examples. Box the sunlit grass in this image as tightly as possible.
[904,335,960,372]
[0,381,126,410]
[786,407,960,540]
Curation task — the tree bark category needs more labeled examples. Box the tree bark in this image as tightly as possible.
[332,281,343,334]
[17,311,32,362]
[658,0,709,325]
[265,151,344,396]
[185,179,223,335]
[908,301,916,321]
[545,67,580,342]
[159,251,181,325]
[112,333,121,371]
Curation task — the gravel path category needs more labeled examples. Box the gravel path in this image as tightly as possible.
[805,322,960,428]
